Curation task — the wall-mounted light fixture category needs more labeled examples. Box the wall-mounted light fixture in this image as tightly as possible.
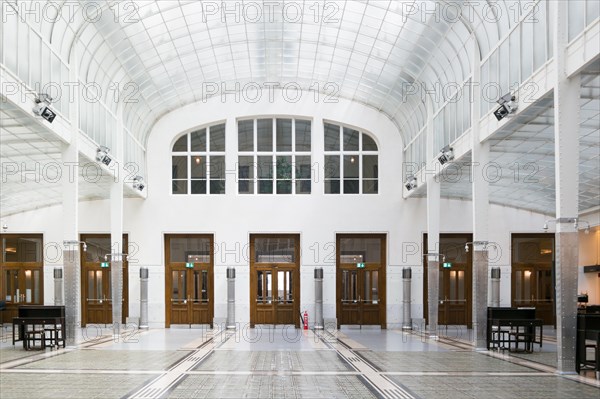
[63,240,87,251]
[96,146,112,166]
[543,218,590,233]
[438,145,454,165]
[494,93,518,121]
[132,176,145,191]
[464,241,497,253]
[32,93,57,123]
[405,175,417,191]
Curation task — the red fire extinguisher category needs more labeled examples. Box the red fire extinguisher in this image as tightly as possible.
[303,310,309,330]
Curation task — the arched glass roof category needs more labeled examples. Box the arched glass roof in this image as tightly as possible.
[16,0,530,147]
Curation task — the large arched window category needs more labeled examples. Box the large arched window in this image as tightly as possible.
[324,123,379,194]
[171,123,226,195]
[237,118,312,195]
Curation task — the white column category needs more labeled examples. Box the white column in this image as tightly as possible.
[471,35,490,350]
[426,96,440,337]
[110,104,124,337]
[553,0,580,375]
[62,55,80,345]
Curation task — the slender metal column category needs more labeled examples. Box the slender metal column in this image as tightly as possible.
[490,268,501,308]
[552,0,581,375]
[226,267,236,329]
[402,267,412,330]
[54,268,63,306]
[314,268,324,329]
[139,267,149,329]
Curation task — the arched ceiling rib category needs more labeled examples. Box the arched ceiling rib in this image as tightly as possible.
[19,0,524,146]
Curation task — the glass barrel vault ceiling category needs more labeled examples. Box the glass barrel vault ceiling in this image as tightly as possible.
[10,0,533,147]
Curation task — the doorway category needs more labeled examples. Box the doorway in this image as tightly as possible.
[336,234,386,328]
[511,234,555,326]
[424,234,472,327]
[165,235,214,328]
[80,234,129,327]
[250,234,300,328]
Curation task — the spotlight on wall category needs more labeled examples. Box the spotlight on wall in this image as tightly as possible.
[32,93,57,123]
[405,175,417,191]
[493,93,518,121]
[438,145,454,165]
[544,218,591,233]
[132,175,145,191]
[96,146,112,166]
[63,240,87,252]
[465,241,496,253]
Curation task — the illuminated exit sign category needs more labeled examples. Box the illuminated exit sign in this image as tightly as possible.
[443,262,452,268]
[100,262,109,268]
[357,262,365,269]
[185,262,194,268]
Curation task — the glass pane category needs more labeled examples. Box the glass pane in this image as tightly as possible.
[458,271,464,301]
[363,180,378,194]
[371,270,379,303]
[83,237,111,262]
[362,134,377,151]
[190,129,206,152]
[343,180,359,194]
[238,156,254,179]
[239,180,254,194]
[277,271,285,303]
[363,155,378,179]
[512,236,554,264]
[295,180,311,194]
[209,180,225,194]
[169,237,211,263]
[173,135,187,152]
[450,271,457,300]
[439,236,469,263]
[342,270,358,301]
[210,156,225,179]
[325,180,340,194]
[324,123,340,151]
[343,127,359,151]
[266,271,272,303]
[3,237,42,262]
[325,155,340,178]
[257,119,273,151]
[537,270,553,303]
[202,270,208,301]
[172,270,186,300]
[364,271,371,301]
[287,271,293,303]
[276,180,292,194]
[439,270,444,301]
[191,156,206,178]
[209,124,225,152]
[255,237,295,263]
[96,271,103,300]
[340,238,381,263]
[257,271,263,301]
[295,156,311,179]
[295,120,311,151]
[515,271,523,302]
[258,180,273,194]
[87,270,96,299]
[276,119,292,151]
[257,156,273,178]
[238,120,254,151]
[276,156,292,179]
[191,180,206,194]
[524,270,531,300]
[172,156,188,179]
[193,270,201,301]
[344,155,359,178]
[173,180,188,194]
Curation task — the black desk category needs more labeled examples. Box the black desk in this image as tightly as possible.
[491,318,543,352]
[487,307,537,350]
[576,313,600,374]
[12,306,66,349]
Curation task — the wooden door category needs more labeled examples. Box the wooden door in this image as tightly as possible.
[165,235,214,328]
[423,234,472,327]
[250,234,300,328]
[0,234,44,323]
[80,234,129,327]
[336,234,386,328]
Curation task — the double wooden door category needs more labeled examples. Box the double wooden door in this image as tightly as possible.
[165,235,214,327]
[336,234,386,328]
[250,234,300,328]
[81,234,129,326]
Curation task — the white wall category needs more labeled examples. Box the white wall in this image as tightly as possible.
[3,94,566,328]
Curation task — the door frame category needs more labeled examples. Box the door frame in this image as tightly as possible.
[249,234,301,328]
[423,233,473,328]
[80,234,129,327]
[164,234,215,328]
[336,233,387,329]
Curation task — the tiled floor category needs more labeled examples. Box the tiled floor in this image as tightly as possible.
[0,325,598,399]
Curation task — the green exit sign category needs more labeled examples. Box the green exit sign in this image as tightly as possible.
[185,262,194,268]
[443,262,452,268]
[100,262,109,268]
[356,262,365,269]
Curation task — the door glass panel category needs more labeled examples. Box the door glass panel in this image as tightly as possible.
[449,271,457,300]
[107,270,112,299]
[172,270,187,301]
[371,270,379,304]
[277,270,293,304]
[364,271,371,301]
[515,271,522,302]
[169,237,211,263]
[97,271,104,300]
[439,271,444,301]
[257,271,264,302]
[193,270,201,303]
[84,238,111,262]
[524,270,531,301]
[3,237,42,262]
[265,271,272,303]
[5,270,19,302]
[340,238,381,263]
[202,270,208,302]
[512,237,554,264]
[439,236,468,263]
[255,238,295,263]
[457,271,465,301]
[342,270,358,302]
[537,270,552,303]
